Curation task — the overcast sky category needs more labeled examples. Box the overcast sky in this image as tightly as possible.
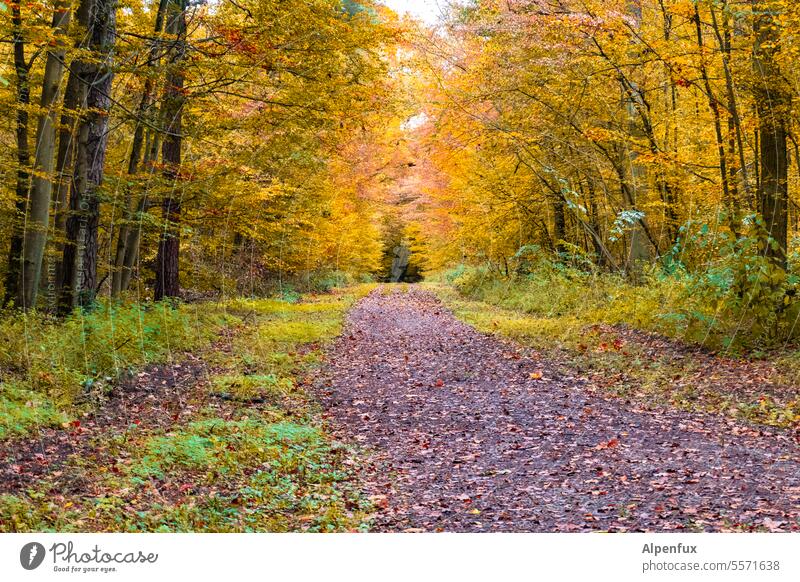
[381,0,447,24]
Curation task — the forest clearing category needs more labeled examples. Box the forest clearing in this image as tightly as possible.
[1,0,800,538]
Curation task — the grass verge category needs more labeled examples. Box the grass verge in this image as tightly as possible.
[0,284,376,532]
[428,278,800,430]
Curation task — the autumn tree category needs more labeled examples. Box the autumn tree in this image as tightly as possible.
[752,0,791,269]
[17,0,70,310]
[0,1,401,309]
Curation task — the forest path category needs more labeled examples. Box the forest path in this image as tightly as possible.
[318,286,800,532]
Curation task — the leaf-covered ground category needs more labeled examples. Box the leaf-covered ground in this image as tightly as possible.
[318,287,800,532]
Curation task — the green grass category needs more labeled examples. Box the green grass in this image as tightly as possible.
[0,382,67,440]
[211,374,294,400]
[431,266,689,349]
[128,419,323,480]
[0,300,238,439]
[0,283,376,532]
[116,418,366,532]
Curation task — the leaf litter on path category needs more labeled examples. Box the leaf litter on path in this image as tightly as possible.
[317,287,800,532]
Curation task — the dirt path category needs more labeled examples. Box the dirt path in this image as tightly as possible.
[318,287,800,532]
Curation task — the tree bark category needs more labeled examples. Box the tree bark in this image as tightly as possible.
[752,2,790,269]
[3,4,31,307]
[19,0,71,310]
[59,0,117,313]
[154,0,187,301]
[52,69,81,294]
[553,195,566,254]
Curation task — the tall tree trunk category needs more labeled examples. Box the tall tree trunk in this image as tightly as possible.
[585,181,609,269]
[154,0,187,301]
[59,0,117,313]
[19,0,71,310]
[112,0,169,297]
[116,131,161,294]
[3,4,31,307]
[693,4,738,237]
[710,2,753,209]
[52,68,81,294]
[553,195,566,255]
[753,2,790,269]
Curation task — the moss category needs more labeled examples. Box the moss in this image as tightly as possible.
[211,374,294,400]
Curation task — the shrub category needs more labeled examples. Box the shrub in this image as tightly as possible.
[444,241,799,351]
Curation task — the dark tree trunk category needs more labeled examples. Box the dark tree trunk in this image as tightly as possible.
[59,0,117,313]
[154,198,181,300]
[585,181,607,268]
[757,119,789,268]
[3,4,31,307]
[53,69,81,294]
[154,0,187,301]
[753,4,790,269]
[21,0,71,310]
[553,196,566,255]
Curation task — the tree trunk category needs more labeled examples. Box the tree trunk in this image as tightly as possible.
[59,0,117,313]
[19,0,71,310]
[710,2,753,209]
[112,0,169,297]
[753,2,790,269]
[154,0,187,301]
[3,4,31,307]
[553,195,566,255]
[693,4,737,237]
[52,68,81,294]
[585,181,609,269]
[154,197,181,300]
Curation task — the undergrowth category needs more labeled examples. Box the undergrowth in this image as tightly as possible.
[0,284,376,532]
[0,300,234,438]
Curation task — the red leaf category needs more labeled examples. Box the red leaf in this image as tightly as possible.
[368,494,389,509]
[596,438,620,450]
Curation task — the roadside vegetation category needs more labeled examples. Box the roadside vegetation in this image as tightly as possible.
[0,285,375,532]
[431,261,800,431]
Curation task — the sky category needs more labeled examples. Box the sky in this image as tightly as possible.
[381,0,447,24]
